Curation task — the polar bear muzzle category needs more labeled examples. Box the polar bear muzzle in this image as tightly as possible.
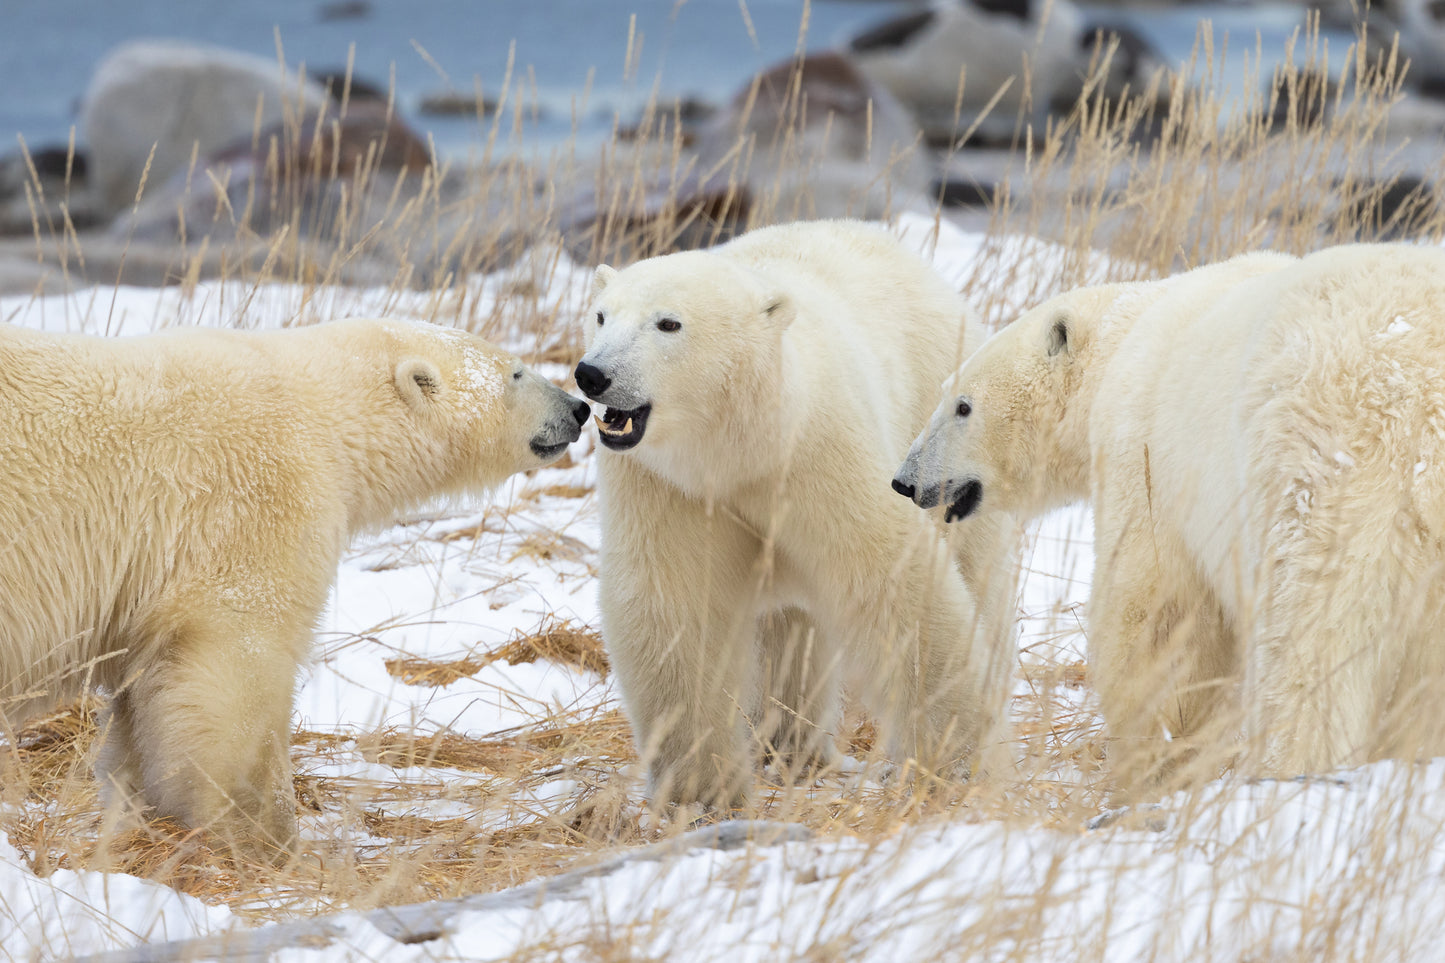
[907,476,983,522]
[574,359,652,450]
[528,390,591,460]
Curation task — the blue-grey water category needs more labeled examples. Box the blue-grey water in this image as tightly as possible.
[1,0,903,159]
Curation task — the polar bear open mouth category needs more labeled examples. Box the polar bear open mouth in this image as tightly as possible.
[595,404,651,451]
[944,480,983,522]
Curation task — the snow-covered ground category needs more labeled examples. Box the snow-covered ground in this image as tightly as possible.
[5,217,1441,962]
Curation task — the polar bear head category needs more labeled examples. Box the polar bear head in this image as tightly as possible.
[892,285,1124,522]
[378,321,590,493]
[574,252,794,465]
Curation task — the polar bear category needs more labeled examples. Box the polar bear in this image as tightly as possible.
[896,244,1445,790]
[0,319,588,859]
[575,220,1015,809]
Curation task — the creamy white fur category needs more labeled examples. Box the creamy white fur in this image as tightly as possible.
[581,220,1014,808]
[905,244,1445,790]
[0,318,581,858]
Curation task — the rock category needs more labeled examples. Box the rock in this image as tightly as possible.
[0,144,102,236]
[313,69,391,104]
[0,231,401,297]
[551,51,938,269]
[80,39,332,215]
[215,99,432,177]
[318,0,370,22]
[110,97,433,249]
[1333,173,1439,241]
[690,51,936,217]
[418,91,501,117]
[846,0,1085,145]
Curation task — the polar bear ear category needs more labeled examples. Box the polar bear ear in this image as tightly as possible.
[1046,314,1071,357]
[592,265,618,299]
[395,359,444,410]
[762,293,796,331]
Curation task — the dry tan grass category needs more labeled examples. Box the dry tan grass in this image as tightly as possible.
[2,12,1444,956]
[382,617,610,684]
[0,593,1109,918]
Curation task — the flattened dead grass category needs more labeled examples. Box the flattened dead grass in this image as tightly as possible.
[488,618,611,677]
[383,617,610,686]
[0,620,1099,915]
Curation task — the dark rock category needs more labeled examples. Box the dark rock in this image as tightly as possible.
[314,69,391,104]
[318,0,371,22]
[0,145,101,236]
[935,178,996,208]
[418,92,502,117]
[1335,174,1439,241]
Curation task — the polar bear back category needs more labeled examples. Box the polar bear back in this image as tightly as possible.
[0,325,340,707]
[1241,244,1445,556]
[1099,244,1445,625]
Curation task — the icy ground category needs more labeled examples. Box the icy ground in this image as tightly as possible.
[5,217,1443,961]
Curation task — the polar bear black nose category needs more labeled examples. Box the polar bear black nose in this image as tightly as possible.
[574,361,611,399]
[571,399,591,426]
[891,477,916,500]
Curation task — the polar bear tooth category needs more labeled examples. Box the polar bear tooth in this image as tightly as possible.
[595,414,634,436]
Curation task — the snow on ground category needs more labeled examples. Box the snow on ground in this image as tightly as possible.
[3,218,1439,961]
[258,759,1445,962]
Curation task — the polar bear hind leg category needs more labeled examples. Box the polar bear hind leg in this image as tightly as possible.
[1091,503,1239,797]
[1249,546,1421,776]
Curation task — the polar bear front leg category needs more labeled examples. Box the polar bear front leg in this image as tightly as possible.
[827,541,996,782]
[916,568,1008,779]
[126,605,302,862]
[94,690,147,813]
[947,508,1024,680]
[1089,505,1239,798]
[598,477,766,811]
[755,607,843,779]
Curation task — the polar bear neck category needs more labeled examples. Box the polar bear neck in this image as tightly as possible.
[287,323,467,535]
[1038,282,1161,514]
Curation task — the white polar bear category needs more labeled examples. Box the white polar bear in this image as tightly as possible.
[897,244,1445,790]
[0,318,588,860]
[575,220,1015,808]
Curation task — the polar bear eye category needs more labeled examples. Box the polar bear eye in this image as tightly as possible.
[657,318,681,333]
[512,369,523,381]
[955,400,972,418]
[596,312,605,326]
